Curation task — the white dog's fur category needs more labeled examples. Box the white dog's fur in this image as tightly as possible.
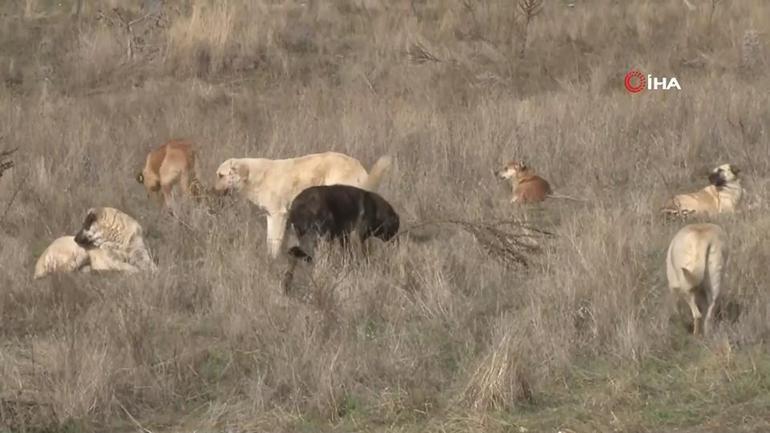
[666,223,728,336]
[33,235,140,278]
[34,236,92,278]
[33,207,156,279]
[214,151,392,258]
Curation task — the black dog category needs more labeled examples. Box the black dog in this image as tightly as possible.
[286,184,400,262]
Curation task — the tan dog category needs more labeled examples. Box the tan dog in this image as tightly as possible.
[137,140,205,208]
[666,223,728,336]
[214,151,392,258]
[72,207,156,272]
[494,160,553,203]
[661,164,743,217]
[34,207,156,279]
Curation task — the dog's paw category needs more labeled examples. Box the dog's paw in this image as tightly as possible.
[288,246,313,263]
[661,207,694,221]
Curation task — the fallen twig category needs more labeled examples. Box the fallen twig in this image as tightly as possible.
[394,218,554,268]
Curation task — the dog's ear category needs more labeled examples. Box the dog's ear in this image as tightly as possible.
[82,208,98,229]
[519,161,528,170]
[731,165,740,175]
[136,173,144,184]
[236,161,250,180]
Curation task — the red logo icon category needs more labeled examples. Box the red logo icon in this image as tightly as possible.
[624,70,646,93]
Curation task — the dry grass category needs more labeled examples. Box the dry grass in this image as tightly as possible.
[1,0,770,432]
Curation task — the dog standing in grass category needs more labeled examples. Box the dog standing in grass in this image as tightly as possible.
[665,223,728,337]
[137,140,206,209]
[282,184,400,292]
[286,184,400,262]
[214,151,392,258]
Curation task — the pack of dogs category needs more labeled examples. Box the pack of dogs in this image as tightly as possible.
[29,140,748,337]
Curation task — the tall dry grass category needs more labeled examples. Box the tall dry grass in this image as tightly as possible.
[1,0,769,431]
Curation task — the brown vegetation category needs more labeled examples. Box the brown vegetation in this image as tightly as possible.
[1,0,769,432]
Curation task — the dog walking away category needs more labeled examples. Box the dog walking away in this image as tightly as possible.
[661,164,743,217]
[494,159,583,203]
[666,223,728,336]
[214,151,392,258]
[137,140,206,208]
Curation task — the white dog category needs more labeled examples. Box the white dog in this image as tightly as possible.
[34,207,156,279]
[214,151,392,258]
[665,223,728,336]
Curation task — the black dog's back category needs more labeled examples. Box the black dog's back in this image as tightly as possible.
[287,184,399,260]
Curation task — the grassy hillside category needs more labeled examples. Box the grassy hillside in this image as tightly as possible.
[1,0,769,432]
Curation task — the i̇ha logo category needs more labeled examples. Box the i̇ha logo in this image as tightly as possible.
[624,69,681,93]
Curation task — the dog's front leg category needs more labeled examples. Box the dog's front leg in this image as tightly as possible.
[266,212,288,259]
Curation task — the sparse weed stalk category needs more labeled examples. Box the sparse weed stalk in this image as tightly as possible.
[518,0,544,58]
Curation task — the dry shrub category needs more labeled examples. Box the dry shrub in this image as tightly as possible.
[167,1,237,77]
[460,315,535,411]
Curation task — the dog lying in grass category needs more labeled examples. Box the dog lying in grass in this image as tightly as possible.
[494,159,583,204]
[34,207,156,279]
[661,164,743,217]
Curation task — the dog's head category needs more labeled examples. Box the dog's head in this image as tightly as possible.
[288,246,313,263]
[494,160,530,180]
[708,164,740,187]
[372,199,400,242]
[74,207,139,249]
[74,208,104,248]
[214,159,249,195]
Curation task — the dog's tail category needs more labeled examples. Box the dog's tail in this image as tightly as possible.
[547,192,587,203]
[680,236,716,290]
[361,155,393,192]
[186,147,206,197]
[660,197,680,214]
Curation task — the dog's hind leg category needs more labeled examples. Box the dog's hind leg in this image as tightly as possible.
[685,291,704,336]
[178,170,192,198]
[159,162,182,209]
[703,280,720,337]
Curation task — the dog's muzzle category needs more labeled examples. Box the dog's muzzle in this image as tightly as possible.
[74,231,93,248]
[708,172,726,187]
[214,186,231,196]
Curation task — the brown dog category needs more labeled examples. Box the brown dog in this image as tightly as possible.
[136,140,205,208]
[661,164,743,217]
[494,160,552,203]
